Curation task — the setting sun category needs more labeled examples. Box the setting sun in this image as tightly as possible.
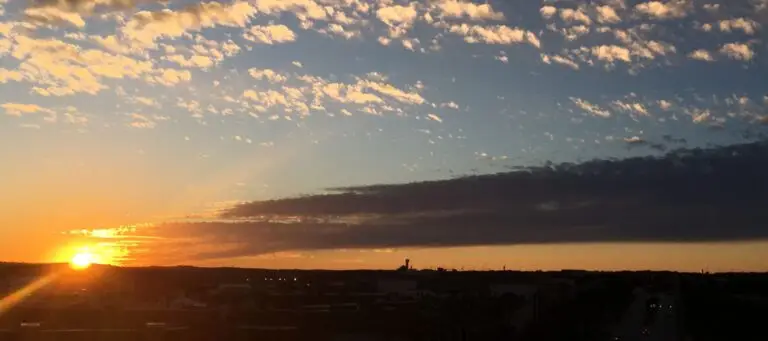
[70,252,95,270]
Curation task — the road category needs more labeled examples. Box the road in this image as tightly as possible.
[611,288,677,341]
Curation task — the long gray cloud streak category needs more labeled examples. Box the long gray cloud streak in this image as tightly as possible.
[129,139,768,262]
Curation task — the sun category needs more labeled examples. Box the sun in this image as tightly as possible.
[70,252,95,270]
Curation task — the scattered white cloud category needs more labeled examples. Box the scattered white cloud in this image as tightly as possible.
[244,25,297,44]
[448,24,540,48]
[129,113,156,129]
[541,54,580,70]
[426,113,443,122]
[401,37,421,52]
[689,108,711,124]
[718,18,760,35]
[8,35,156,96]
[613,100,649,116]
[441,101,460,109]
[361,80,425,105]
[624,136,644,143]
[123,1,257,47]
[560,8,592,25]
[249,68,287,83]
[2,103,54,116]
[433,1,504,21]
[719,43,755,61]
[151,68,192,87]
[540,6,557,19]
[596,5,621,24]
[319,23,360,40]
[688,49,715,61]
[377,3,418,38]
[561,25,590,41]
[25,7,86,28]
[634,0,690,20]
[130,96,160,108]
[703,4,720,13]
[252,0,328,21]
[377,36,392,46]
[0,68,24,83]
[591,45,631,63]
[167,54,214,68]
[570,97,611,118]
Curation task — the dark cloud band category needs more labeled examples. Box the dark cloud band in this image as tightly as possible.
[135,140,768,261]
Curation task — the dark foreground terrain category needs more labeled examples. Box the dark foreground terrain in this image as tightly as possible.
[0,263,765,341]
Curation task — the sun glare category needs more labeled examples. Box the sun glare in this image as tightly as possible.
[70,252,94,270]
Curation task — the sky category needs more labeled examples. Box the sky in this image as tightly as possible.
[1,0,768,271]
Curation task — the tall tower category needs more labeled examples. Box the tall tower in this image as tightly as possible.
[405,258,410,270]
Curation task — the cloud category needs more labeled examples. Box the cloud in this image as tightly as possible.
[540,5,557,19]
[591,45,631,63]
[252,0,327,21]
[376,3,417,37]
[150,68,191,86]
[433,1,504,21]
[613,100,649,116]
[2,103,54,116]
[25,7,86,28]
[426,113,442,122]
[244,24,297,44]
[596,5,621,24]
[541,53,580,70]
[319,23,360,40]
[719,42,755,61]
[360,80,425,105]
[570,97,611,118]
[559,8,592,25]
[718,18,759,35]
[248,68,287,83]
[440,101,460,109]
[377,36,392,45]
[27,0,142,14]
[703,3,720,13]
[398,37,421,51]
[688,49,715,61]
[5,35,158,96]
[130,140,768,260]
[634,0,690,20]
[130,96,160,108]
[167,54,214,68]
[123,1,257,46]
[128,113,156,128]
[448,24,540,48]
[238,70,429,117]
[376,3,418,26]
[318,82,384,105]
[0,68,24,83]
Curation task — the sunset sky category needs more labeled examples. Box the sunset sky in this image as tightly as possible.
[1,0,768,271]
